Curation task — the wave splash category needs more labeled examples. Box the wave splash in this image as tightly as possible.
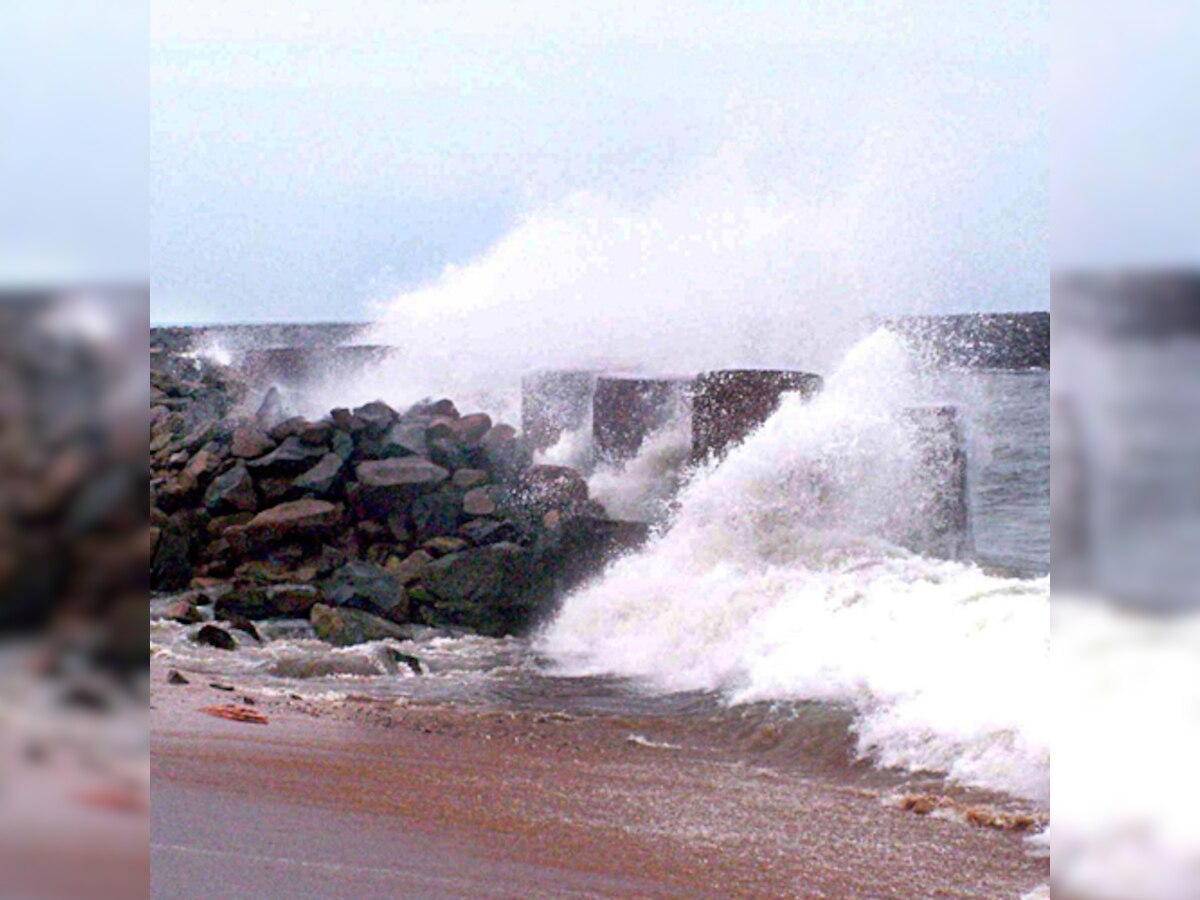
[538,330,1050,802]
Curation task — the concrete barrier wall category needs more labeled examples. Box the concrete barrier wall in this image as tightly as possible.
[234,345,394,389]
[520,370,598,453]
[690,369,822,465]
[591,375,692,464]
[899,405,972,560]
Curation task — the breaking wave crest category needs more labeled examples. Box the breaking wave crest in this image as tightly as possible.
[539,330,1050,802]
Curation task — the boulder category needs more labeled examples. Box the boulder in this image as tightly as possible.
[331,429,355,460]
[243,499,342,547]
[528,516,651,601]
[519,465,589,508]
[293,452,346,496]
[411,491,462,543]
[270,416,311,442]
[213,584,273,620]
[151,524,192,591]
[298,420,332,446]
[323,560,410,623]
[365,419,427,460]
[480,424,530,478]
[310,603,411,647]
[462,486,497,517]
[351,401,397,433]
[246,435,327,475]
[156,597,202,625]
[204,463,257,514]
[452,413,493,445]
[266,585,324,619]
[452,468,488,490]
[459,518,518,546]
[254,387,285,430]
[385,550,433,586]
[419,543,534,636]
[255,476,300,507]
[194,624,236,651]
[427,437,475,472]
[423,535,470,557]
[352,458,449,518]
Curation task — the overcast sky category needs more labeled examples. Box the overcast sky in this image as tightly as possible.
[144,1,1050,323]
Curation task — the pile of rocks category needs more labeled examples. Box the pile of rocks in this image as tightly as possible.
[151,355,648,648]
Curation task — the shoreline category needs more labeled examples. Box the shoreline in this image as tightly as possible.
[151,660,1047,899]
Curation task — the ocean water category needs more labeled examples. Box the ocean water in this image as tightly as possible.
[152,329,1050,812]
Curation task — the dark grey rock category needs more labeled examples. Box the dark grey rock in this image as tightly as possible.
[293,452,346,496]
[246,435,327,475]
[310,603,411,647]
[194,624,236,651]
[323,560,410,624]
[204,463,257,514]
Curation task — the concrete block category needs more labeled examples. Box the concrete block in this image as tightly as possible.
[690,369,822,464]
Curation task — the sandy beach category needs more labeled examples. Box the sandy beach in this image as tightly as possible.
[151,660,1047,899]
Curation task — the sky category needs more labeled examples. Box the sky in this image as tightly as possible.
[145,0,1051,324]
[0,1,1053,322]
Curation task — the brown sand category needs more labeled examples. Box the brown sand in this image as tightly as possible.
[151,661,1047,899]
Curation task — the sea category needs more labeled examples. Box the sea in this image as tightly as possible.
[151,327,1051,818]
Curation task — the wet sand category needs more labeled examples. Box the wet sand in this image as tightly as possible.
[151,662,1047,899]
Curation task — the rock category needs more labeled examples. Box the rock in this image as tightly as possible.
[213,584,273,620]
[462,486,497,517]
[270,416,311,441]
[352,458,449,518]
[420,543,534,636]
[255,387,285,430]
[330,408,354,430]
[293,452,346,496]
[519,465,589,508]
[151,524,192,591]
[459,518,518,546]
[224,615,263,642]
[411,491,462,543]
[298,420,332,446]
[231,426,276,459]
[243,499,342,547]
[158,597,202,625]
[310,604,411,647]
[422,536,469,557]
[167,669,189,685]
[377,420,428,459]
[452,413,493,445]
[266,583,324,617]
[529,516,651,601]
[384,550,433,585]
[246,435,328,475]
[255,476,299,507]
[389,649,423,675]
[427,437,474,472]
[331,429,355,460]
[204,463,257,514]
[323,560,410,623]
[408,398,458,419]
[452,468,488,490]
[194,624,236,651]
[352,401,397,433]
[480,424,529,478]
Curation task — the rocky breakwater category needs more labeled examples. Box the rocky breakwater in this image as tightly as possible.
[150,355,650,664]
